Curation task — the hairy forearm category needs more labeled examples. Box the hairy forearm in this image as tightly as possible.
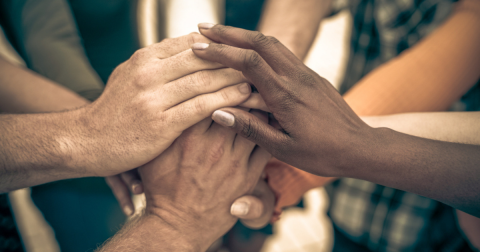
[342,127,480,217]
[362,112,480,145]
[258,0,330,59]
[98,212,203,252]
[0,110,91,192]
[0,57,93,192]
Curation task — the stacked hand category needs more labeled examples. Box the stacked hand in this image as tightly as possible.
[76,32,251,177]
[138,111,272,250]
[192,24,373,177]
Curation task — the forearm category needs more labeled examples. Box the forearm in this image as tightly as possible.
[258,0,330,59]
[362,112,480,145]
[0,110,90,192]
[344,0,480,115]
[342,127,480,217]
[0,57,88,113]
[0,58,93,192]
[98,211,206,252]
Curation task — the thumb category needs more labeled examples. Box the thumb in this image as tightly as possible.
[211,108,288,152]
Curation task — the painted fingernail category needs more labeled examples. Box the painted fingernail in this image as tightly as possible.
[231,201,249,216]
[198,23,215,29]
[238,83,251,94]
[132,182,143,194]
[192,43,209,50]
[123,205,134,216]
[212,110,235,127]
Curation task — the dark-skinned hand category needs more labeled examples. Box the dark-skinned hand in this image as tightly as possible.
[191,23,374,177]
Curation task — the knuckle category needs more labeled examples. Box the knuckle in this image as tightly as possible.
[219,88,233,102]
[130,48,149,62]
[242,117,258,140]
[133,65,154,87]
[214,25,228,37]
[250,32,270,48]
[186,33,196,46]
[265,36,280,45]
[244,50,263,69]
[193,97,208,114]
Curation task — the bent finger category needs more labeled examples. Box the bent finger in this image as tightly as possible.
[105,176,135,216]
[212,107,289,157]
[197,24,300,74]
[120,170,143,195]
[232,181,275,229]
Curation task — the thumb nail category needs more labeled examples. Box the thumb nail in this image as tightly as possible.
[212,110,235,127]
[231,201,249,216]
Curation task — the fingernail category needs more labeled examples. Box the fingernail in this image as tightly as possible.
[238,83,251,94]
[231,201,249,216]
[132,182,143,194]
[123,205,134,216]
[192,43,209,50]
[212,110,235,127]
[198,23,215,29]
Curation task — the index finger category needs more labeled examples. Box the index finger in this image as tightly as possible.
[192,42,286,106]
[148,32,213,59]
[197,23,302,74]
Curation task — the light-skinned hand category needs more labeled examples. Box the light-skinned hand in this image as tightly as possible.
[138,109,271,250]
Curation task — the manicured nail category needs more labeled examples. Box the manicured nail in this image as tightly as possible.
[212,110,235,127]
[192,43,209,50]
[198,23,215,29]
[231,201,249,216]
[132,182,143,194]
[238,83,251,94]
[123,205,134,216]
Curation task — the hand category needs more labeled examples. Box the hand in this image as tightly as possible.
[74,32,251,177]
[138,110,271,250]
[192,24,373,177]
[107,172,275,227]
[230,178,275,229]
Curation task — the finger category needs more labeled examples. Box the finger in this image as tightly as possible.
[149,32,212,59]
[166,83,252,135]
[208,107,249,148]
[211,107,289,157]
[159,49,224,83]
[234,180,275,229]
[233,109,268,154]
[239,93,270,112]
[192,42,285,101]
[197,23,301,73]
[161,68,246,109]
[105,176,135,216]
[120,170,143,195]
[248,145,272,181]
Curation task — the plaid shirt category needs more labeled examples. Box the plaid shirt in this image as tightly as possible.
[325,0,477,251]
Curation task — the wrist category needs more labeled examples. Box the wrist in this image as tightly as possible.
[145,203,220,251]
[337,126,399,179]
[146,206,212,251]
[334,125,386,177]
